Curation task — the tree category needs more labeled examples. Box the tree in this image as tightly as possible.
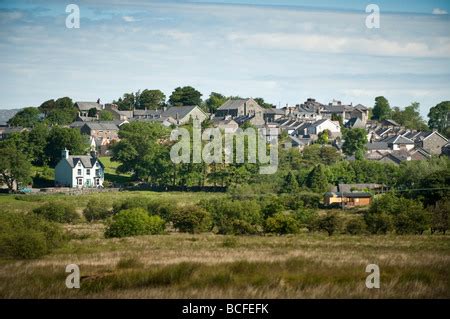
[428,101,450,138]
[44,97,77,125]
[138,89,166,110]
[205,92,227,113]
[342,128,367,159]
[0,143,32,191]
[306,164,329,193]
[111,122,172,184]
[27,123,49,165]
[88,108,98,118]
[254,97,275,109]
[372,96,391,121]
[169,86,202,106]
[44,126,89,166]
[391,102,428,130]
[7,107,41,127]
[99,110,114,121]
[317,130,330,145]
[282,171,299,193]
[114,92,137,111]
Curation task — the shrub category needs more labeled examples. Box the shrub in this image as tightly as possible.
[316,213,341,236]
[264,213,299,235]
[113,197,176,220]
[170,205,212,234]
[83,198,112,221]
[200,198,263,235]
[105,208,165,238]
[345,217,367,235]
[260,196,284,218]
[32,202,79,223]
[0,212,66,259]
[429,199,449,234]
[365,193,430,234]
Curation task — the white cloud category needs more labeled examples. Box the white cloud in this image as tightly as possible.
[432,8,448,15]
[227,32,450,58]
[122,15,137,22]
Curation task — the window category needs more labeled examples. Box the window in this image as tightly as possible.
[86,169,90,175]
[95,169,100,177]
[77,178,83,185]
[77,169,82,175]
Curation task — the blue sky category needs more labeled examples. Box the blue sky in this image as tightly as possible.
[0,0,449,118]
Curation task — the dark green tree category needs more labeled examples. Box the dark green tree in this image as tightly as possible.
[0,143,32,191]
[306,164,329,193]
[138,89,166,110]
[205,92,227,113]
[342,128,368,159]
[44,127,89,166]
[169,86,202,106]
[282,171,299,193]
[428,101,450,138]
[7,107,41,127]
[372,96,391,121]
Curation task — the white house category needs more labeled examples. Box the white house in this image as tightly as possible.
[55,149,105,188]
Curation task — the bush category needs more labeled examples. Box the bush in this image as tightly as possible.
[429,199,449,234]
[83,199,112,221]
[365,193,429,235]
[32,202,79,223]
[316,213,341,236]
[264,213,299,235]
[113,197,176,220]
[170,205,212,234]
[200,198,263,235]
[105,208,165,238]
[0,212,66,259]
[345,217,367,235]
[260,196,284,218]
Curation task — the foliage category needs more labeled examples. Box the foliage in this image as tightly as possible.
[428,101,450,138]
[365,193,430,234]
[40,97,77,125]
[105,208,165,238]
[316,213,341,236]
[391,102,428,131]
[7,107,41,127]
[45,126,89,166]
[111,122,172,184]
[200,198,263,235]
[264,213,299,235]
[0,211,66,259]
[138,89,166,110]
[306,164,329,193]
[429,199,449,234]
[33,202,80,223]
[281,171,299,193]
[372,96,391,121]
[0,142,33,191]
[169,86,202,106]
[205,92,227,113]
[342,128,367,159]
[170,205,212,233]
[345,217,368,235]
[254,97,274,109]
[83,199,112,221]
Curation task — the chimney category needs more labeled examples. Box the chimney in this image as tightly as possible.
[244,102,247,116]
[90,150,97,159]
[62,148,69,159]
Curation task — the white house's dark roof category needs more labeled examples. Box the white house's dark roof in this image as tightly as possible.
[64,155,103,168]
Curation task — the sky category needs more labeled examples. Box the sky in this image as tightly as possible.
[0,0,449,118]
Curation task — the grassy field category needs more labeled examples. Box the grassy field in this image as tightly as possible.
[0,191,449,299]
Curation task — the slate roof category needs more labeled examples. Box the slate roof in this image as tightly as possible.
[383,135,414,145]
[217,99,252,111]
[345,117,365,129]
[82,122,120,130]
[75,102,103,111]
[162,105,204,119]
[64,155,103,168]
[366,142,390,150]
[325,192,372,198]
